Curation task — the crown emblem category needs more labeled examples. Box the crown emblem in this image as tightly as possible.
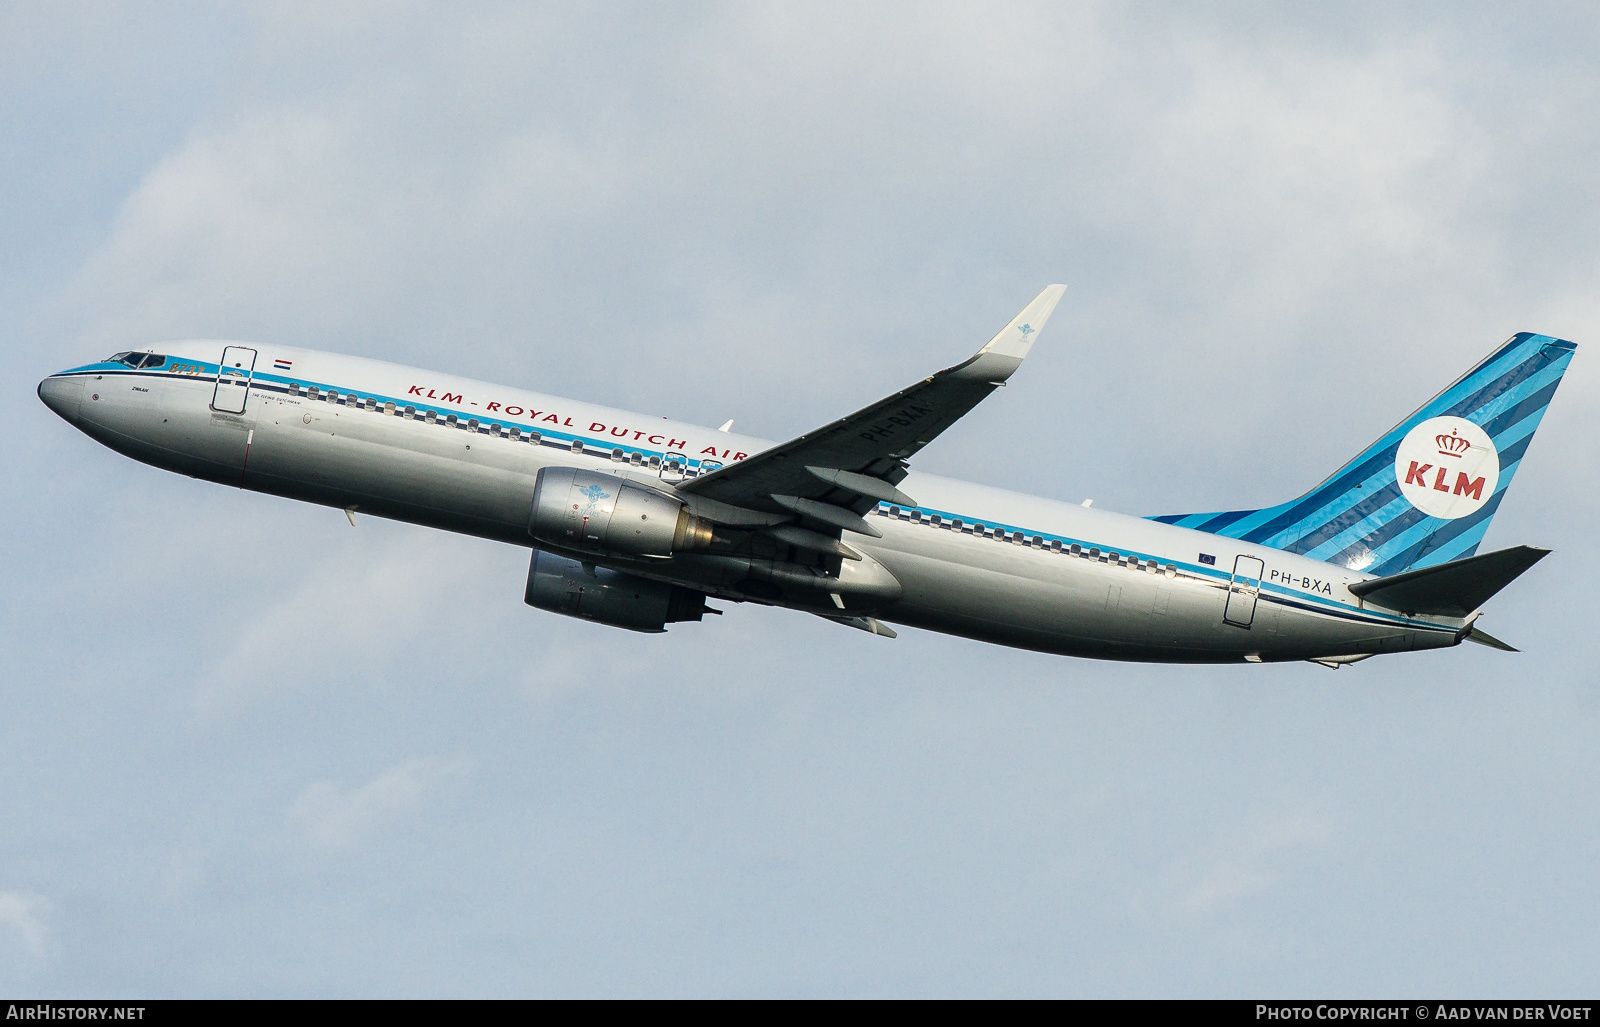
[1435,429,1471,457]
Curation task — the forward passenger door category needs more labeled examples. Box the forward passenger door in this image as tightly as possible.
[211,346,257,414]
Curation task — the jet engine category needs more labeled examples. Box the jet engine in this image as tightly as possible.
[528,467,714,557]
[524,550,713,633]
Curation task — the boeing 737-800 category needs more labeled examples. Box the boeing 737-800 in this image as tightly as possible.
[38,286,1576,666]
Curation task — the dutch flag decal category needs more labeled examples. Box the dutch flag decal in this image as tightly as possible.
[273,358,293,370]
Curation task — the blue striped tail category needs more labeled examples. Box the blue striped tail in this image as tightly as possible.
[1150,333,1578,575]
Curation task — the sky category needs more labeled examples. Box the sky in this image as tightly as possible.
[3,2,1598,997]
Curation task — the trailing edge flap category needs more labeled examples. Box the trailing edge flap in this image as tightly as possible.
[1347,545,1549,617]
[679,285,1066,516]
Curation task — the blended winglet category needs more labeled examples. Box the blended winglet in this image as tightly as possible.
[976,284,1066,362]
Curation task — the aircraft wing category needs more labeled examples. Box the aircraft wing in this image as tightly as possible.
[678,285,1065,528]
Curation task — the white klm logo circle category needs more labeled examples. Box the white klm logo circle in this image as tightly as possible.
[1393,415,1499,520]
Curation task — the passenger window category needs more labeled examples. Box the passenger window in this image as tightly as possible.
[529,431,542,445]
[612,448,624,462]
[404,405,416,418]
[466,418,479,430]
[384,401,395,415]
[630,452,642,466]
[509,427,521,439]
[648,455,660,468]
[571,439,584,454]
[446,414,458,425]
[930,514,942,526]
[425,410,436,423]
[1032,536,1043,548]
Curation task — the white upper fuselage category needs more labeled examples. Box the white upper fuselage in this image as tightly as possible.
[39,341,1466,663]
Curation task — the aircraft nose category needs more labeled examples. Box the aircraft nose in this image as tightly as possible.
[38,375,85,425]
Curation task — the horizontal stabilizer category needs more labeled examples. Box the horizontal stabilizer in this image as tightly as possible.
[1348,545,1549,617]
[1465,625,1519,652]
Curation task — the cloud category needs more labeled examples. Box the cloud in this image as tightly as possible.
[7,3,1600,997]
[1164,812,1334,915]
[287,757,471,852]
[0,892,50,958]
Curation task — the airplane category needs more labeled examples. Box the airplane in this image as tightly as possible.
[37,286,1576,667]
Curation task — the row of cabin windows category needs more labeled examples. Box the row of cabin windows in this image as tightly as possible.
[880,504,1179,578]
[286,381,698,473]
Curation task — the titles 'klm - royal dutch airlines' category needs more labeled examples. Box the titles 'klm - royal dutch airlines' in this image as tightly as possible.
[38,287,1577,666]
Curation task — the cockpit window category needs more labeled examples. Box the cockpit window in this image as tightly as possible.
[108,351,166,369]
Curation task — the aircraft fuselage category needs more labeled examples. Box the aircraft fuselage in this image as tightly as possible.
[38,342,1466,664]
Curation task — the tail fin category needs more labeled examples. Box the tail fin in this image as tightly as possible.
[1151,333,1577,575]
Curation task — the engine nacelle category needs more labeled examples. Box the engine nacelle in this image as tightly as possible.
[524,550,711,633]
[528,467,713,557]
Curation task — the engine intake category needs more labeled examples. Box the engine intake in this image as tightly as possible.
[529,467,713,557]
[524,550,712,633]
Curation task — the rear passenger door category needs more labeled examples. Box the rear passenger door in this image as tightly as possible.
[1223,555,1265,628]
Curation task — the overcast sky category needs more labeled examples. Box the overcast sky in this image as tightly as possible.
[4,2,1598,997]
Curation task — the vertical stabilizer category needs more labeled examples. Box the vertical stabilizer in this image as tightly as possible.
[1151,333,1577,575]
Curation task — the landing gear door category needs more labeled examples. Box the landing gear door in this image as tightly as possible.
[212,346,257,414]
[660,451,687,484]
[1224,554,1265,627]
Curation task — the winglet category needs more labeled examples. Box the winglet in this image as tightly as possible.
[976,284,1066,360]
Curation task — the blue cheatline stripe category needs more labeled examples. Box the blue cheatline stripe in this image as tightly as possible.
[1146,333,1576,573]
[57,363,1470,633]
[860,502,1456,632]
[78,360,737,474]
